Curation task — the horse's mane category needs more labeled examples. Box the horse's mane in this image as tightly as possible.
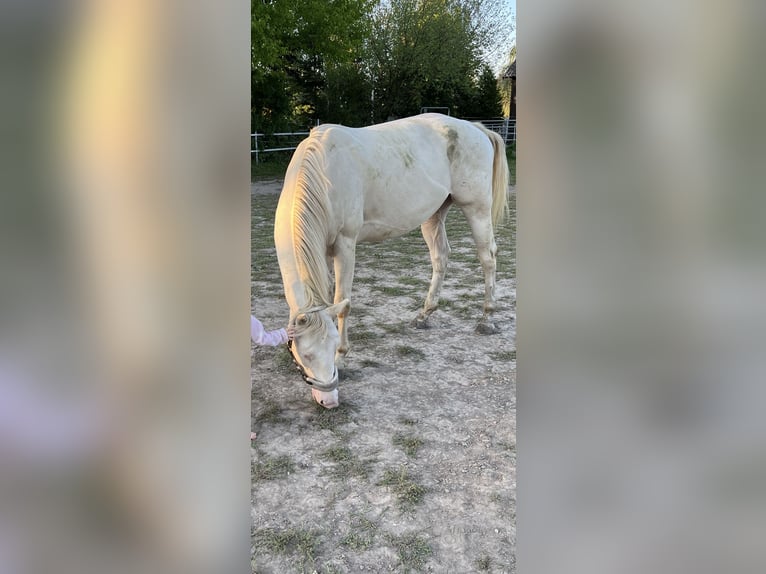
[291,136,334,323]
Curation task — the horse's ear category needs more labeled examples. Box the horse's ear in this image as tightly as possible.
[326,299,350,318]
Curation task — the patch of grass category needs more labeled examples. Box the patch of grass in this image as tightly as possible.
[322,445,373,479]
[251,155,291,181]
[354,275,377,285]
[506,143,516,185]
[476,555,493,571]
[381,322,409,335]
[373,284,416,297]
[395,345,426,361]
[254,400,286,424]
[253,527,318,568]
[252,454,295,481]
[388,533,433,572]
[398,275,426,288]
[496,440,516,452]
[492,349,516,362]
[312,403,352,433]
[378,467,427,511]
[349,329,381,343]
[398,416,418,426]
[274,346,296,374]
[360,358,383,368]
[392,432,424,457]
[340,515,379,551]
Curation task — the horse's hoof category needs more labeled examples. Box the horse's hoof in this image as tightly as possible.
[412,316,431,329]
[476,321,500,335]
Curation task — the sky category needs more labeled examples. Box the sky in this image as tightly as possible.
[490,0,516,73]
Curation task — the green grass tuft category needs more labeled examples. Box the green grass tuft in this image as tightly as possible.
[476,555,493,571]
[322,445,373,479]
[388,533,433,572]
[349,329,382,343]
[274,346,296,374]
[491,349,516,362]
[395,345,426,360]
[392,432,424,457]
[312,403,352,432]
[252,454,296,481]
[378,467,427,511]
[381,322,410,335]
[340,515,379,551]
[253,527,318,568]
[373,284,416,297]
[254,400,285,424]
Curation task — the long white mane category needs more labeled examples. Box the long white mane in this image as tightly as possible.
[290,137,334,321]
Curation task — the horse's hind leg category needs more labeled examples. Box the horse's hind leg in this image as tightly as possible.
[464,209,500,335]
[413,199,453,329]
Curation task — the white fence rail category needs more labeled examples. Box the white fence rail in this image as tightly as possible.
[251,132,309,163]
[477,118,516,144]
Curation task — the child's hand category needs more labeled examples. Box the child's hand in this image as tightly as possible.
[286,326,296,340]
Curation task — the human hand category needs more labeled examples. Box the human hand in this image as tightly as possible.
[286,326,296,340]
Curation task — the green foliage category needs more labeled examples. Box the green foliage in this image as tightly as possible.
[369,0,481,120]
[252,0,512,129]
[251,0,374,131]
[475,64,503,117]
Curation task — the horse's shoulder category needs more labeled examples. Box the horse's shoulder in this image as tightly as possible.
[310,124,360,148]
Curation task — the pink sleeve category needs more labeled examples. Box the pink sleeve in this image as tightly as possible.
[251,316,288,346]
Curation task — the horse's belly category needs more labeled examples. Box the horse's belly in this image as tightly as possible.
[358,219,419,242]
[358,180,450,242]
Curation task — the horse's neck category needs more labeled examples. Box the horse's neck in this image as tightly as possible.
[275,144,336,314]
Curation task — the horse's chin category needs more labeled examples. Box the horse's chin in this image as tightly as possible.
[311,388,339,409]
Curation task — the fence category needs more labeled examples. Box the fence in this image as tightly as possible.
[251,132,309,163]
[477,118,516,145]
[251,118,515,161]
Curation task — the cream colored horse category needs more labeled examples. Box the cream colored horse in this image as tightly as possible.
[274,113,509,408]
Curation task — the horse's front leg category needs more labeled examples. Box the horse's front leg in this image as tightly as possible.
[333,235,356,368]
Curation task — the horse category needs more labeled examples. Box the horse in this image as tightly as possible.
[274,113,509,408]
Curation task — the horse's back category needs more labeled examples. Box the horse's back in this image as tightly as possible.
[304,115,495,241]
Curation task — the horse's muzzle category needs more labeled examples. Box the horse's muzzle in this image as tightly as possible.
[287,340,339,393]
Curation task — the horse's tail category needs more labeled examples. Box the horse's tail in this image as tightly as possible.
[475,123,510,226]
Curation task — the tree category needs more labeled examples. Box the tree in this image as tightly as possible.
[251,0,374,131]
[474,64,503,117]
[368,0,510,121]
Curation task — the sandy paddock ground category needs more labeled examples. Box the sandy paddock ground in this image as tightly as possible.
[251,179,516,573]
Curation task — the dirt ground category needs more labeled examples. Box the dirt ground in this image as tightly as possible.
[251,178,516,573]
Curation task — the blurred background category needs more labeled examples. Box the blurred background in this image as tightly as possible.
[521,1,766,573]
[2,0,766,572]
[0,1,249,573]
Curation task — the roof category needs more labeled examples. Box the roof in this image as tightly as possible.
[502,60,516,79]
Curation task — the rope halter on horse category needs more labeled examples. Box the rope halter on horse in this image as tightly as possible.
[286,304,339,393]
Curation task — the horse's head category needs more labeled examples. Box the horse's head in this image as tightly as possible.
[288,299,349,409]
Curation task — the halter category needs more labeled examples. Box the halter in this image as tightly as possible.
[286,339,339,393]
[286,304,339,393]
